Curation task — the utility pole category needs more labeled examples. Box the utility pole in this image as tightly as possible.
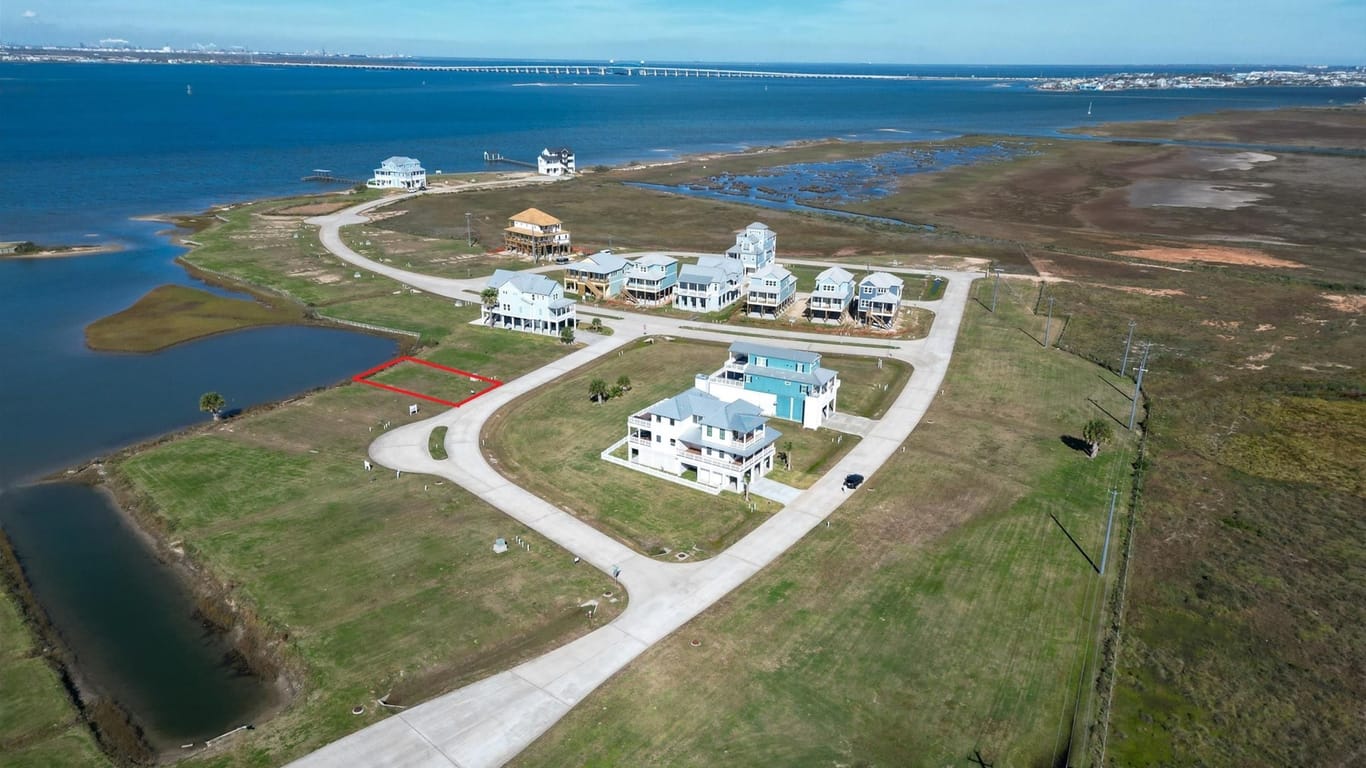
[465,212,472,247]
[1128,342,1150,430]
[990,268,1001,313]
[1120,319,1137,376]
[1099,488,1120,575]
[1042,296,1056,348]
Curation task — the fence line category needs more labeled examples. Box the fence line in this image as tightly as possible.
[316,314,421,338]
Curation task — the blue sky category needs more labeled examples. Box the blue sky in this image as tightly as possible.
[3,0,1363,64]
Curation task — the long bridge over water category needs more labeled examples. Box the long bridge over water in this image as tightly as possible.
[271,60,1023,82]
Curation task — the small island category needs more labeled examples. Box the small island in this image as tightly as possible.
[85,284,305,353]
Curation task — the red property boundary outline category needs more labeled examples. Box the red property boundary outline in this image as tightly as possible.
[352,356,503,408]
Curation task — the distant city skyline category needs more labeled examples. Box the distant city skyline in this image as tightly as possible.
[3,0,1364,65]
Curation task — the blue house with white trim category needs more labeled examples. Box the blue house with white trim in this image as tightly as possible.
[625,253,679,306]
[725,222,777,275]
[808,266,855,323]
[674,255,743,312]
[857,272,904,329]
[694,341,841,429]
[745,263,797,318]
[564,250,629,299]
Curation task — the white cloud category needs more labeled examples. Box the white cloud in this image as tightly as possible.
[23,9,38,17]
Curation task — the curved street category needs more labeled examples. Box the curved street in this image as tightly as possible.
[290,193,978,767]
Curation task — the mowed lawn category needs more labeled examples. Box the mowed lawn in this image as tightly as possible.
[0,593,111,768]
[512,288,1139,768]
[106,299,596,768]
[484,340,905,555]
[484,339,782,556]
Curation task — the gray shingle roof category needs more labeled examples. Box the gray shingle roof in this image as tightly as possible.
[645,388,769,433]
[679,255,741,286]
[729,341,821,366]
[861,271,904,289]
[571,251,629,275]
[488,268,560,296]
[630,253,677,268]
[816,266,854,285]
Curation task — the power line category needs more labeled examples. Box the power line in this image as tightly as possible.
[1127,342,1150,430]
[1120,320,1136,376]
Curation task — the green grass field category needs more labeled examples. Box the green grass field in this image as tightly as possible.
[484,339,909,555]
[90,286,586,767]
[483,339,784,555]
[1041,272,1366,767]
[511,287,1139,767]
[340,225,510,280]
[0,593,111,768]
[85,285,303,353]
[113,380,614,766]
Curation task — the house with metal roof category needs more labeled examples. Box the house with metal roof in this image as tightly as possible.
[693,341,841,429]
[624,253,679,306]
[537,147,576,176]
[808,266,856,323]
[504,208,571,260]
[564,250,629,299]
[725,222,777,275]
[481,269,576,337]
[627,388,780,492]
[857,272,905,329]
[744,263,797,318]
[367,156,427,190]
[674,255,743,313]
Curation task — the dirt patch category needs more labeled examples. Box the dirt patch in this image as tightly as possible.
[1111,286,1188,298]
[1321,294,1366,314]
[1118,245,1303,269]
[272,201,353,216]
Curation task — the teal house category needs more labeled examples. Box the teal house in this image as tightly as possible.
[694,341,841,429]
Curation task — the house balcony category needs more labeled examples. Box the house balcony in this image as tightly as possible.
[680,446,750,472]
[628,414,654,430]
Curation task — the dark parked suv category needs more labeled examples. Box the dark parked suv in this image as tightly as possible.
[843,473,865,490]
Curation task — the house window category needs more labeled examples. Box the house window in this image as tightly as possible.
[706,426,713,437]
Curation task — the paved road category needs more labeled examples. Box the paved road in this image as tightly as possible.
[289,194,977,767]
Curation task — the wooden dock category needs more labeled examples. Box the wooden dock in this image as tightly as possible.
[483,152,535,169]
[301,171,363,185]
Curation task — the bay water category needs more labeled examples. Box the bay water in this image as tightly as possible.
[0,60,1359,747]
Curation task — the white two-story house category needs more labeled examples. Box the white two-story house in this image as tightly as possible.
[482,269,576,337]
[725,222,777,275]
[627,388,780,492]
[367,156,427,190]
[537,147,575,176]
[674,255,743,313]
[808,266,855,323]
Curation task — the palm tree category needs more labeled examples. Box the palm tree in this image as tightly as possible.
[199,391,226,420]
[560,324,576,344]
[480,287,498,307]
[616,374,632,391]
[588,378,610,403]
[781,440,794,471]
[1082,418,1114,459]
